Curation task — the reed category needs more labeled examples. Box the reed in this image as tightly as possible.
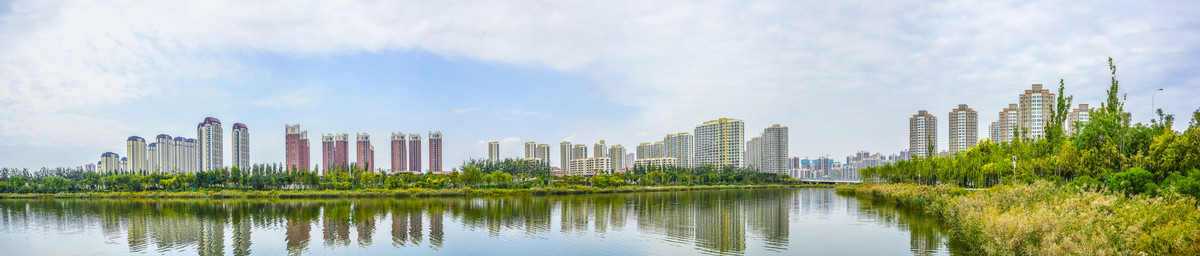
[838,181,1200,255]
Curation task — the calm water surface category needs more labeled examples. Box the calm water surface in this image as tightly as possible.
[0,188,963,255]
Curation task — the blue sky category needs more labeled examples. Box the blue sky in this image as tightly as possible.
[2,1,1199,170]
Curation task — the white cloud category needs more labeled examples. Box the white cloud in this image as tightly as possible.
[2,0,1198,167]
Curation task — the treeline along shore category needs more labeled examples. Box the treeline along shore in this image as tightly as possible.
[1,155,808,198]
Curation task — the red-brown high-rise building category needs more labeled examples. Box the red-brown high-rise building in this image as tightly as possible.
[335,134,349,169]
[356,133,374,171]
[429,131,442,174]
[408,133,422,173]
[322,133,350,172]
[391,132,407,173]
[285,124,310,171]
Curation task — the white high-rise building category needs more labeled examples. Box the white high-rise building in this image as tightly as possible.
[560,141,572,174]
[762,124,788,174]
[909,110,937,157]
[746,136,762,170]
[198,117,224,171]
[694,118,745,167]
[126,136,147,172]
[155,134,174,171]
[664,132,693,167]
[232,123,250,171]
[147,143,158,171]
[488,141,500,162]
[100,152,121,172]
[1067,104,1091,134]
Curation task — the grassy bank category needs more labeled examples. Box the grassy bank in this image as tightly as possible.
[0,184,818,199]
[837,182,1200,255]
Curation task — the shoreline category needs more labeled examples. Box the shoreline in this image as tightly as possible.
[836,182,1200,255]
[0,184,831,199]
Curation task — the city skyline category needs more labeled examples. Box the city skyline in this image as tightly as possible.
[3,1,1199,169]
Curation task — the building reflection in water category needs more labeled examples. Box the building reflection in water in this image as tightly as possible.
[0,188,959,255]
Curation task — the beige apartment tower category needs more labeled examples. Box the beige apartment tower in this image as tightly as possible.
[1019,84,1055,139]
[488,141,500,162]
[948,104,978,153]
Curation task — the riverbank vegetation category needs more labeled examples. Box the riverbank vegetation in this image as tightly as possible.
[861,58,1200,197]
[0,157,798,197]
[846,58,1200,255]
[837,182,1200,255]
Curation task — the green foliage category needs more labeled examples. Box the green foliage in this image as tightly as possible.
[864,58,1200,198]
[1105,168,1158,196]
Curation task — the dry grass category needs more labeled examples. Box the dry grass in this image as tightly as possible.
[838,181,1200,255]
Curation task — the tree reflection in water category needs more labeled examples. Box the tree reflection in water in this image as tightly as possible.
[0,188,961,255]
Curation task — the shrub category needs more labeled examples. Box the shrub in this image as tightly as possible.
[1105,168,1158,196]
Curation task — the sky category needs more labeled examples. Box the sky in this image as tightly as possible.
[2,0,1199,170]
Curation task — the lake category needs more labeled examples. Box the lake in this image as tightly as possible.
[0,188,963,255]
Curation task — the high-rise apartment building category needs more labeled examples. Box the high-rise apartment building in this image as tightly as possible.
[126,136,146,172]
[572,144,587,161]
[100,152,121,172]
[1067,104,1091,134]
[537,144,550,162]
[232,123,249,171]
[995,104,1020,142]
[608,145,626,172]
[625,153,635,170]
[593,140,607,158]
[336,134,349,169]
[657,141,667,159]
[525,142,538,160]
[408,133,422,173]
[356,133,374,170]
[948,104,978,153]
[762,124,788,174]
[322,134,335,171]
[173,137,186,171]
[664,132,693,167]
[155,134,173,171]
[636,143,651,159]
[560,141,572,174]
[322,133,350,171]
[1019,84,1055,139]
[285,125,310,171]
[746,136,762,170]
[429,131,442,173]
[197,117,223,172]
[909,110,937,157]
[391,132,407,173]
[488,141,500,162]
[694,118,745,167]
[147,143,157,171]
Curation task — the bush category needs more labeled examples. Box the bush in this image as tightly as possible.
[1105,168,1158,196]
[1166,169,1200,197]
